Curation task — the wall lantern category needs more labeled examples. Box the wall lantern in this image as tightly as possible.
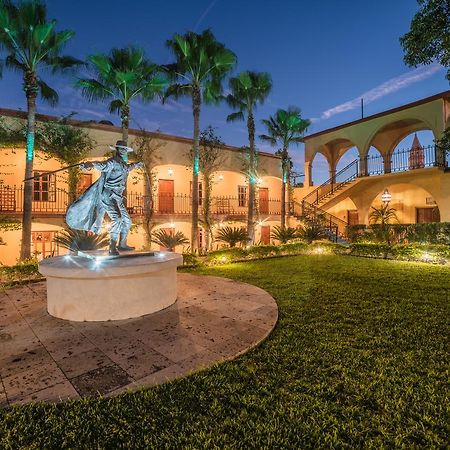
[218,174,224,181]
[169,222,176,228]
[381,189,392,204]
[257,178,263,185]
[168,168,174,176]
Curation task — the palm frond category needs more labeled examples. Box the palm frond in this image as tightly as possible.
[37,78,58,106]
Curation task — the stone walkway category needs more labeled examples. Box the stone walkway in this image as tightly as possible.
[0,274,277,406]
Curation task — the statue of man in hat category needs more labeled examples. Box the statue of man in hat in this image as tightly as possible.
[66,140,143,255]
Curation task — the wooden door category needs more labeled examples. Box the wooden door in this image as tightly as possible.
[259,188,269,214]
[347,210,359,225]
[260,225,270,244]
[32,231,59,259]
[158,180,174,213]
[416,207,440,223]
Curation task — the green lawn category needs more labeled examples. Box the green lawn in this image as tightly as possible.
[1,255,449,449]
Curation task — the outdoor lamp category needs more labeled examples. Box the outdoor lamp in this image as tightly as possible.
[168,168,174,176]
[381,189,392,204]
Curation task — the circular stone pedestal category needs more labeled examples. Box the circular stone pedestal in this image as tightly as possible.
[38,252,183,322]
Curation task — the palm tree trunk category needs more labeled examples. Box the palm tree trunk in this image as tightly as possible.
[20,75,38,261]
[191,86,201,252]
[281,148,288,229]
[142,167,153,248]
[203,173,212,252]
[247,111,256,244]
[121,105,130,208]
[121,105,130,145]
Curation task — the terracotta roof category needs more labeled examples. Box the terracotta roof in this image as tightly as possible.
[0,107,281,160]
[302,90,450,142]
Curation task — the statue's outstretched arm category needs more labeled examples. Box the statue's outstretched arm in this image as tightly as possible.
[128,161,144,172]
[80,160,113,171]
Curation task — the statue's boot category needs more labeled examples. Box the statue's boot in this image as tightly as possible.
[118,232,135,251]
[109,239,120,256]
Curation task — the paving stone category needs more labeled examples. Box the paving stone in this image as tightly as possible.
[3,362,67,403]
[57,349,114,379]
[70,365,132,397]
[0,273,277,405]
[13,380,79,405]
[0,346,53,378]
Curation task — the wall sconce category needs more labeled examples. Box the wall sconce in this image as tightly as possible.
[168,168,174,176]
[169,222,175,228]
[381,189,392,204]
[257,178,263,185]
[218,174,224,181]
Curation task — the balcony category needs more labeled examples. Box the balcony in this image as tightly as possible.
[0,187,283,217]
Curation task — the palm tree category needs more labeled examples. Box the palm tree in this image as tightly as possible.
[270,225,299,244]
[225,71,272,244]
[215,226,247,248]
[260,107,310,228]
[165,29,236,252]
[0,0,81,260]
[369,204,398,225]
[76,46,166,144]
[151,229,189,252]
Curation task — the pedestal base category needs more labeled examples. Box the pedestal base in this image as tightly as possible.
[38,252,183,322]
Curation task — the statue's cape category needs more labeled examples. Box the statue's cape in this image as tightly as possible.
[66,173,106,234]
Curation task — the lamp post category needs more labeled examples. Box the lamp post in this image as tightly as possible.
[381,188,392,204]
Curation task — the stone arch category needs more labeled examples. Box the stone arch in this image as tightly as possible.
[310,150,332,186]
[355,181,441,225]
[363,116,438,156]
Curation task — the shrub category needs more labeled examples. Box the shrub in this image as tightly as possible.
[270,226,299,244]
[54,229,109,252]
[297,223,328,243]
[151,230,189,252]
[215,226,247,248]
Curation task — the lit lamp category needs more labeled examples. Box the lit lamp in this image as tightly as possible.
[381,189,392,204]
[168,168,174,176]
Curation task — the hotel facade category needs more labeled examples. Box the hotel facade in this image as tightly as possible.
[0,109,284,264]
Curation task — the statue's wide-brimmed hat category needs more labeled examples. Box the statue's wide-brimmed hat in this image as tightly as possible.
[109,140,134,153]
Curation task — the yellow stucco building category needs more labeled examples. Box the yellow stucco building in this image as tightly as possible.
[293,90,450,238]
[0,108,283,264]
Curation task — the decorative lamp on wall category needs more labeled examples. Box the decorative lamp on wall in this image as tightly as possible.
[168,168,174,176]
[381,189,392,204]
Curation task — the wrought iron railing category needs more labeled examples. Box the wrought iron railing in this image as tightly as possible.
[303,159,359,206]
[292,200,348,242]
[0,186,282,217]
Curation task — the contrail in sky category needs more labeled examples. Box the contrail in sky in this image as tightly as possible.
[194,0,219,31]
[312,63,443,122]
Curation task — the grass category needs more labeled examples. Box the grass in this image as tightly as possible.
[1,255,449,448]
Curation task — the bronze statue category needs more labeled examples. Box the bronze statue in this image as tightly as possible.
[66,140,143,255]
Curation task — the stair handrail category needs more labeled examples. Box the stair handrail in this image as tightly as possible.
[303,158,359,206]
[293,200,348,241]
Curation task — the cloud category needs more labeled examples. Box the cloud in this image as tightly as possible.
[317,63,443,122]
[194,0,220,31]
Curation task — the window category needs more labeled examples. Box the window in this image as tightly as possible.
[33,172,56,202]
[32,231,59,259]
[189,182,203,206]
[238,185,247,207]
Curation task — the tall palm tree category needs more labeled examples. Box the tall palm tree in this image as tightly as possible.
[0,0,81,260]
[165,29,236,251]
[76,46,167,144]
[225,71,272,244]
[260,107,310,228]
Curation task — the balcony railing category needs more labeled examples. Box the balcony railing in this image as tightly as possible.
[0,187,283,217]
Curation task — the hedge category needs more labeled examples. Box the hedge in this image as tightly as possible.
[347,222,450,245]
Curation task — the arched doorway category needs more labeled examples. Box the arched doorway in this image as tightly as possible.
[390,130,436,172]
[369,183,440,224]
[311,152,330,186]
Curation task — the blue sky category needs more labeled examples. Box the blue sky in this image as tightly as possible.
[0,0,448,183]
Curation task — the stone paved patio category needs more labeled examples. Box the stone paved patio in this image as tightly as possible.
[0,273,277,406]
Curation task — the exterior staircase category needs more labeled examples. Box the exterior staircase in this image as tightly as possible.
[293,159,360,244]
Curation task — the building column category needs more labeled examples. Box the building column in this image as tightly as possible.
[359,154,368,177]
[305,161,313,186]
[383,153,392,174]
